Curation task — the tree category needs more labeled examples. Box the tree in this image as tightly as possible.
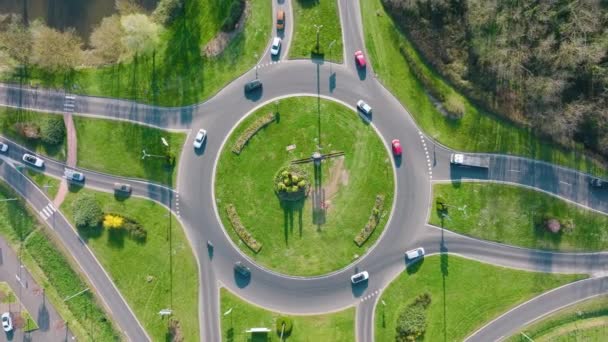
[152,0,185,26]
[72,193,103,228]
[120,14,161,59]
[40,116,65,145]
[0,15,32,67]
[90,15,125,65]
[30,20,83,72]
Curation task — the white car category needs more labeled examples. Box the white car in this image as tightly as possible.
[357,100,372,115]
[193,129,207,149]
[270,37,281,56]
[350,271,369,284]
[405,247,425,261]
[64,168,85,182]
[1,312,12,332]
[22,153,44,168]
[0,142,8,153]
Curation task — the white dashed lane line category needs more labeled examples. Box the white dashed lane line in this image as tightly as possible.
[418,131,433,179]
[360,289,380,302]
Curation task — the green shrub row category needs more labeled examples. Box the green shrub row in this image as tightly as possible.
[395,293,432,341]
[399,44,464,120]
[221,0,246,32]
[354,194,385,246]
[226,204,262,253]
[232,112,276,155]
[106,213,148,242]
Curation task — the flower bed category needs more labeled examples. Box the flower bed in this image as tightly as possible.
[226,204,262,253]
[354,195,385,246]
[274,166,309,201]
[232,112,276,154]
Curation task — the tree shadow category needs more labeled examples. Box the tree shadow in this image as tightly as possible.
[107,228,126,249]
[311,163,325,228]
[37,291,49,331]
[280,198,305,244]
[76,224,103,243]
[440,228,449,342]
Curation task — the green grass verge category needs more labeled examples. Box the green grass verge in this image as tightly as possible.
[215,97,394,276]
[73,116,186,185]
[375,255,585,342]
[0,181,119,340]
[220,288,355,341]
[0,281,39,332]
[430,182,608,251]
[360,0,606,176]
[26,169,61,199]
[0,107,66,161]
[60,189,199,341]
[290,0,344,62]
[507,295,608,342]
[9,0,271,106]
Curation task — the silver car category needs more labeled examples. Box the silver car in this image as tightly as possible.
[22,153,44,168]
[357,100,372,115]
[405,247,425,261]
[64,169,85,182]
[351,271,369,284]
[193,129,207,149]
[1,312,12,332]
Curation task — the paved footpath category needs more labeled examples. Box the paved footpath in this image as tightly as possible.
[0,237,73,342]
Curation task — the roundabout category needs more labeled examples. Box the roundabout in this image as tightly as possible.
[214,96,395,276]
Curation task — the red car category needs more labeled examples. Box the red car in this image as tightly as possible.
[354,50,366,68]
[391,139,402,156]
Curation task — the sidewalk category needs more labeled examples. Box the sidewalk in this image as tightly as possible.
[0,237,73,342]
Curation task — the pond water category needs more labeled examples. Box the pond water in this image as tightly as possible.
[0,0,159,40]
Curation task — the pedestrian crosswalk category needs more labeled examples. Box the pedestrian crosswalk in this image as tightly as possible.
[39,203,57,221]
[64,95,76,113]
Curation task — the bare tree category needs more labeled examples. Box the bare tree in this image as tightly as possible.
[120,14,162,59]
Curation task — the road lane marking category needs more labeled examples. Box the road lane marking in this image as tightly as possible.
[508,169,520,172]
[559,181,571,186]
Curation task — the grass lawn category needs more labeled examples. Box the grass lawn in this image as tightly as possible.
[0,107,66,161]
[60,189,199,341]
[220,288,355,341]
[0,282,39,332]
[290,0,344,62]
[215,97,394,276]
[360,0,606,176]
[7,0,271,106]
[0,181,119,340]
[375,255,585,342]
[73,116,186,185]
[507,295,608,342]
[430,182,608,251]
[26,169,61,199]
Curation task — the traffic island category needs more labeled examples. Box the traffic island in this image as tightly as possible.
[215,96,395,276]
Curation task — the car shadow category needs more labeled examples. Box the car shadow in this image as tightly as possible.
[357,66,367,81]
[234,272,251,288]
[394,155,402,168]
[406,256,425,274]
[351,280,369,297]
[194,139,208,156]
[358,111,372,124]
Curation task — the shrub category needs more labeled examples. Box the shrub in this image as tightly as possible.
[226,204,262,253]
[123,218,147,242]
[221,0,246,32]
[275,316,293,337]
[14,122,41,140]
[103,214,124,229]
[395,293,432,342]
[72,193,103,228]
[40,116,65,145]
[443,93,465,119]
[354,195,385,246]
[152,0,184,26]
[274,166,309,201]
[232,113,276,154]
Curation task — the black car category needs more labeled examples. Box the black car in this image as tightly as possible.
[589,177,608,189]
[244,79,262,92]
[234,261,251,277]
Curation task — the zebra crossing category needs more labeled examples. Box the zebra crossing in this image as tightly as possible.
[64,94,76,113]
[39,203,57,221]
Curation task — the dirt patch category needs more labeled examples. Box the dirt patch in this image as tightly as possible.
[201,1,250,58]
[323,156,349,210]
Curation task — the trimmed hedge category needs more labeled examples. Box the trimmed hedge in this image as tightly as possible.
[232,113,276,155]
[226,204,262,253]
[221,0,246,32]
[354,195,385,246]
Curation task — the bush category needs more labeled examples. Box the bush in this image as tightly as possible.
[221,0,246,32]
[395,293,432,342]
[123,218,147,242]
[274,166,309,201]
[232,113,276,154]
[226,204,262,253]
[40,116,66,145]
[275,316,293,337]
[152,0,184,26]
[354,195,385,246]
[72,193,103,228]
[103,214,124,229]
[14,122,41,140]
[443,93,465,119]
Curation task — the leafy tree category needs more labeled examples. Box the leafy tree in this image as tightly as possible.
[0,15,32,67]
[30,20,83,72]
[72,193,103,228]
[120,14,162,59]
[40,116,65,145]
[152,0,185,26]
[90,15,126,65]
